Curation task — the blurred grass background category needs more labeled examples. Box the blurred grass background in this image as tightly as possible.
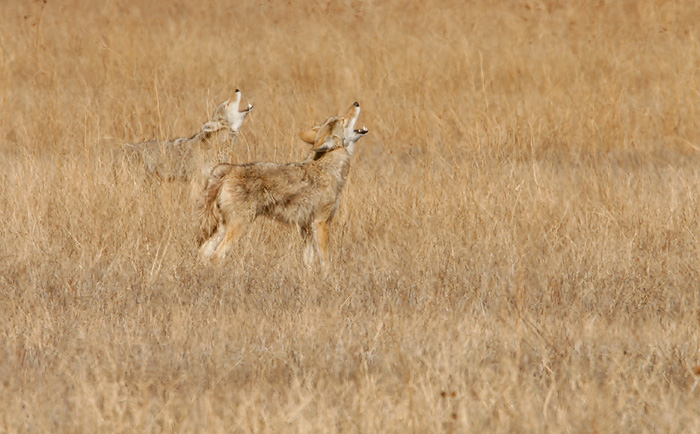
[1,0,700,432]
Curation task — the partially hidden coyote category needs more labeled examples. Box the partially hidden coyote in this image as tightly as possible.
[197,102,369,270]
[116,89,253,181]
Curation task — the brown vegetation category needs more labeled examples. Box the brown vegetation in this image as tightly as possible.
[1,0,700,432]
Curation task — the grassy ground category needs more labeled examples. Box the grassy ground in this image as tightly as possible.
[1,0,700,432]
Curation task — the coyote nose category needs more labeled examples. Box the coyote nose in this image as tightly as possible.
[235,89,240,93]
[353,101,359,107]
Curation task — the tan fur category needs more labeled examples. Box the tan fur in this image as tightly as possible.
[114,90,253,181]
[197,102,369,271]
[298,127,319,145]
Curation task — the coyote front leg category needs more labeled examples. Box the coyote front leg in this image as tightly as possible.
[315,221,330,272]
[300,224,318,267]
[300,221,330,271]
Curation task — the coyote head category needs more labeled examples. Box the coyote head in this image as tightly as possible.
[299,102,369,157]
[202,89,254,135]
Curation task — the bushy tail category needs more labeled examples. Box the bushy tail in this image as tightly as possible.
[195,164,232,246]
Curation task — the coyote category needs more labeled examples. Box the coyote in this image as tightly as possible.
[116,89,253,181]
[197,102,369,270]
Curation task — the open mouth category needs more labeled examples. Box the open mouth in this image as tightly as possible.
[355,126,369,135]
[240,103,253,113]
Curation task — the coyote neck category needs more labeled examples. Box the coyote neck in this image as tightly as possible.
[182,130,216,148]
[217,132,238,163]
[310,148,352,190]
[180,129,234,162]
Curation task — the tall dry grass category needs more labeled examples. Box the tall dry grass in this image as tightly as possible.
[1,0,700,432]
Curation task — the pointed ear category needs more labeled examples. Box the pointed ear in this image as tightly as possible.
[312,134,342,154]
[202,120,224,132]
[299,126,320,144]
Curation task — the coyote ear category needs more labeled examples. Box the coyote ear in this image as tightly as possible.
[312,135,341,154]
[202,120,224,132]
[299,126,320,144]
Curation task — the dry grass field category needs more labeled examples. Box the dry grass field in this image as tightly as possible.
[2,0,700,432]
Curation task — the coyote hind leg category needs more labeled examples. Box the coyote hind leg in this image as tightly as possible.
[199,223,226,261]
[212,218,250,264]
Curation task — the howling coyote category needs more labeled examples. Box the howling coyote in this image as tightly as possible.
[197,102,369,270]
[116,89,253,181]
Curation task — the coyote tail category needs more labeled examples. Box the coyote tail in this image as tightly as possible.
[196,165,232,246]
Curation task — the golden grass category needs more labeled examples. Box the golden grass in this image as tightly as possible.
[2,0,700,431]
